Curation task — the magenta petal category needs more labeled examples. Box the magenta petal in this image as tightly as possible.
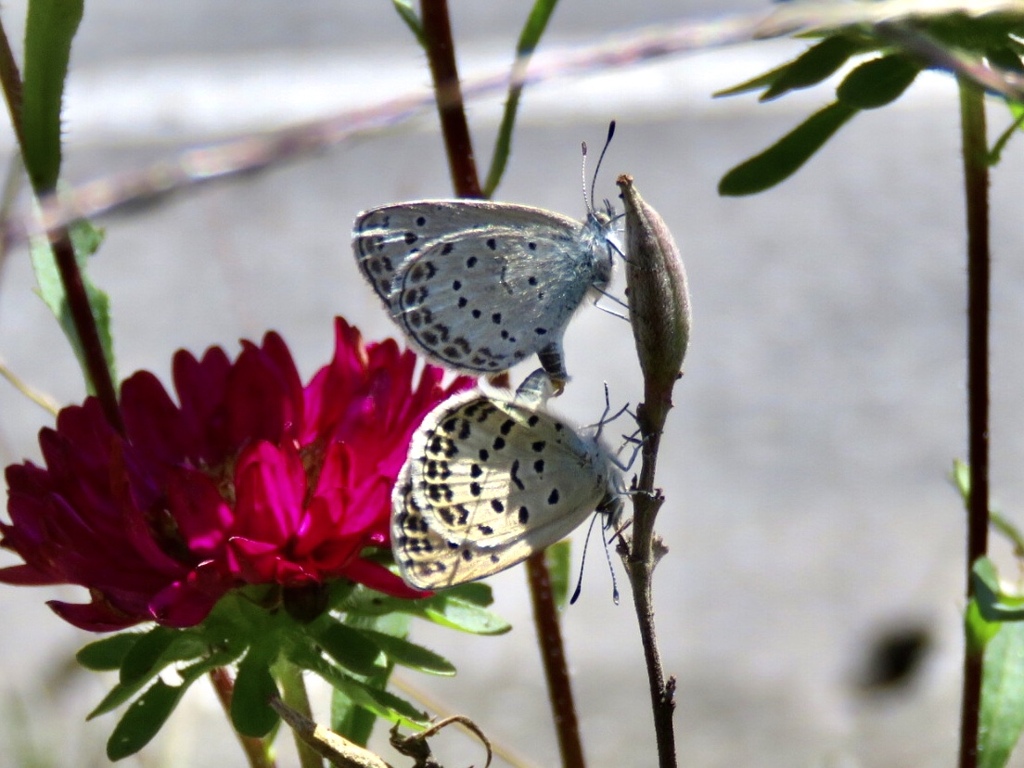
[149,580,220,628]
[48,599,140,632]
[166,468,233,555]
[233,442,306,540]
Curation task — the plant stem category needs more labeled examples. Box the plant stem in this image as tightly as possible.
[0,18,122,431]
[957,75,990,768]
[627,405,677,768]
[418,5,585,763]
[420,0,482,199]
[277,661,324,768]
[209,667,276,768]
[526,552,586,768]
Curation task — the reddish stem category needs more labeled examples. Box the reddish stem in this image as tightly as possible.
[420,0,482,198]
[209,667,276,768]
[526,552,586,768]
[957,77,990,768]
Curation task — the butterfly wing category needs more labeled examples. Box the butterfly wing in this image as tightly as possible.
[392,392,619,590]
[354,201,613,379]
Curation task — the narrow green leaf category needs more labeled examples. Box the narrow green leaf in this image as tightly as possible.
[29,218,117,391]
[714,60,797,98]
[953,458,971,507]
[441,582,494,607]
[719,101,857,196]
[335,675,426,725]
[545,540,572,610]
[979,621,1024,768]
[119,628,206,685]
[22,0,83,191]
[483,0,560,196]
[103,653,225,760]
[761,36,864,101]
[119,628,176,685]
[973,558,1024,623]
[989,107,1024,165]
[359,629,455,676]
[835,54,920,110]
[317,623,386,677]
[421,594,512,635]
[89,679,147,721]
[329,613,409,744]
[390,0,425,48]
[106,680,184,761]
[232,644,280,738]
[294,650,427,727]
[77,633,142,671]
[331,687,379,748]
[966,598,1003,656]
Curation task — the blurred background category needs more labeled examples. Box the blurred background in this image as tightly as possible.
[2,1,1024,765]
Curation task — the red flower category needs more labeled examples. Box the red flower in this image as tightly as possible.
[0,319,473,631]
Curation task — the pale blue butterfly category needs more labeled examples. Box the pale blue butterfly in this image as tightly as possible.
[391,369,624,590]
[351,126,618,385]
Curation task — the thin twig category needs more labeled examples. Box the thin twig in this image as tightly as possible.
[526,553,586,768]
[417,4,584,762]
[420,0,482,199]
[957,76,990,768]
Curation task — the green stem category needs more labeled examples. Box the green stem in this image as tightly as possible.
[277,661,324,768]
[209,668,276,768]
[0,17,122,430]
[957,75,990,768]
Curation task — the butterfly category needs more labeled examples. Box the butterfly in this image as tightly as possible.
[391,370,624,590]
[352,199,616,385]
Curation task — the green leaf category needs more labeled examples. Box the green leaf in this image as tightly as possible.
[328,613,411,744]
[835,54,920,110]
[106,680,185,761]
[973,557,1024,622]
[953,458,971,507]
[719,101,857,196]
[294,649,427,727]
[331,686,379,748]
[120,627,206,685]
[104,654,224,761]
[761,36,864,101]
[980,621,1024,768]
[714,60,798,98]
[29,218,117,392]
[119,628,176,685]
[77,633,142,671]
[317,623,386,677]
[967,598,1004,656]
[232,644,281,738]
[545,540,572,610]
[22,0,83,191]
[420,593,512,635]
[391,0,425,48]
[483,0,560,196]
[359,629,455,676]
[89,630,211,720]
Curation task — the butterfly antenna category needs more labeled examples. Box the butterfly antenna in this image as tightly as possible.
[570,512,602,604]
[602,520,621,605]
[589,120,617,212]
[580,140,591,214]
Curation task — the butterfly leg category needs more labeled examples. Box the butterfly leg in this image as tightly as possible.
[536,340,569,394]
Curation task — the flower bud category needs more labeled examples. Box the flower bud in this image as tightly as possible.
[616,174,691,427]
